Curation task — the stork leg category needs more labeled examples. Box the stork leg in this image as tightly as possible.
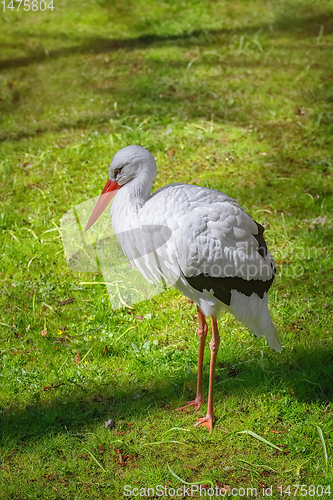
[175,306,207,412]
[195,316,220,433]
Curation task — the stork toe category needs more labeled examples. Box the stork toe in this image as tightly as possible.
[194,416,215,433]
[175,398,205,412]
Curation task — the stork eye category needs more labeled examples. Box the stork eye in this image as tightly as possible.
[115,168,122,176]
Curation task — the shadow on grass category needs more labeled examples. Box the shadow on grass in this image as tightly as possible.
[1,5,332,148]
[1,345,332,446]
[0,10,332,71]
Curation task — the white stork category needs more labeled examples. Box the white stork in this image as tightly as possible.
[86,145,282,433]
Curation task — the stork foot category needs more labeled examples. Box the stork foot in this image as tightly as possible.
[194,416,215,433]
[175,398,205,412]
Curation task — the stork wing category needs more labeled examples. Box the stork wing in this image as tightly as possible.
[141,184,275,304]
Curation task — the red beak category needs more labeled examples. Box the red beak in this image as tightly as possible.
[85,179,121,231]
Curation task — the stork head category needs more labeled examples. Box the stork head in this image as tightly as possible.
[108,145,157,186]
[85,145,157,231]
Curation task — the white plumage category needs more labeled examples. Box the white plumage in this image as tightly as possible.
[86,145,282,433]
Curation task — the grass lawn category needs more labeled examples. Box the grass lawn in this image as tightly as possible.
[1,0,333,498]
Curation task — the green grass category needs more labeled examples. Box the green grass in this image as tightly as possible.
[1,0,333,498]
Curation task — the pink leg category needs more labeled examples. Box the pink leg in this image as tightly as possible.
[195,316,220,433]
[175,306,207,412]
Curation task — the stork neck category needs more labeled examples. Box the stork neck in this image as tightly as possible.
[110,174,153,231]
